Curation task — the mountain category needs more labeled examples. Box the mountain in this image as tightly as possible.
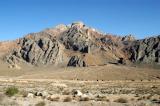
[0,21,159,69]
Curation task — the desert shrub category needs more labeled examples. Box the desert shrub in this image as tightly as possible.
[57,86,64,93]
[96,95,109,102]
[73,96,81,101]
[130,98,135,101]
[62,89,70,95]
[151,85,157,89]
[114,98,128,103]
[137,96,146,101]
[151,98,160,103]
[48,96,60,101]
[146,94,153,100]
[80,97,90,101]
[5,86,19,97]
[63,96,72,102]
[97,97,110,102]
[35,101,45,106]
[135,94,139,97]
[137,97,143,101]
[137,102,147,106]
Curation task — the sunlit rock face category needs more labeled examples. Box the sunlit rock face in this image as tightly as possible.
[2,22,160,67]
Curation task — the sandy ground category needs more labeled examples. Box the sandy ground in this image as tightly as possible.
[0,60,160,106]
[0,59,160,81]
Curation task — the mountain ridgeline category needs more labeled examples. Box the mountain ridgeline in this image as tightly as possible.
[1,22,160,69]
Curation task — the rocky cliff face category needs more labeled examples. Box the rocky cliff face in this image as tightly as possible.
[5,32,64,68]
[128,36,160,64]
[59,22,102,54]
[1,22,160,68]
[59,22,91,53]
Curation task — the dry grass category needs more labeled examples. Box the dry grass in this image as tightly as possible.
[62,89,70,95]
[80,97,90,101]
[63,96,72,102]
[136,102,147,106]
[98,98,110,102]
[35,101,45,106]
[0,101,19,106]
[114,97,128,103]
[0,77,160,105]
[20,90,28,97]
[48,96,60,101]
[145,94,153,100]
[137,96,146,101]
[0,93,5,102]
[130,98,135,101]
[96,96,110,102]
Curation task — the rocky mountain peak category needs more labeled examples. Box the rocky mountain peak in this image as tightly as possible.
[1,22,159,69]
[122,34,135,41]
[71,21,85,29]
[55,24,68,31]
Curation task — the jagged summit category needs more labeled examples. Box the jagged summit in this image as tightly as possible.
[0,22,159,69]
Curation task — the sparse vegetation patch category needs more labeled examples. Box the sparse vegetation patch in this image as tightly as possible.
[114,97,128,103]
[5,86,19,97]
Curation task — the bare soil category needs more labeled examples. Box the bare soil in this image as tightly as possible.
[0,60,160,106]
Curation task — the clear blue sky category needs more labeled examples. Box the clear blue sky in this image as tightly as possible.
[0,0,160,41]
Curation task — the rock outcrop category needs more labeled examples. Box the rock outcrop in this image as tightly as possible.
[60,22,92,53]
[67,55,86,67]
[6,32,64,66]
[129,35,160,64]
[121,35,135,41]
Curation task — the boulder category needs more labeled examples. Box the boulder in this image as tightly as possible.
[35,91,48,97]
[35,92,43,96]
[27,93,34,98]
[72,89,83,97]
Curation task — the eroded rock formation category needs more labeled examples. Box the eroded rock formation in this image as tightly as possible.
[67,55,86,67]
[1,22,159,68]
[6,32,64,67]
[129,36,160,63]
